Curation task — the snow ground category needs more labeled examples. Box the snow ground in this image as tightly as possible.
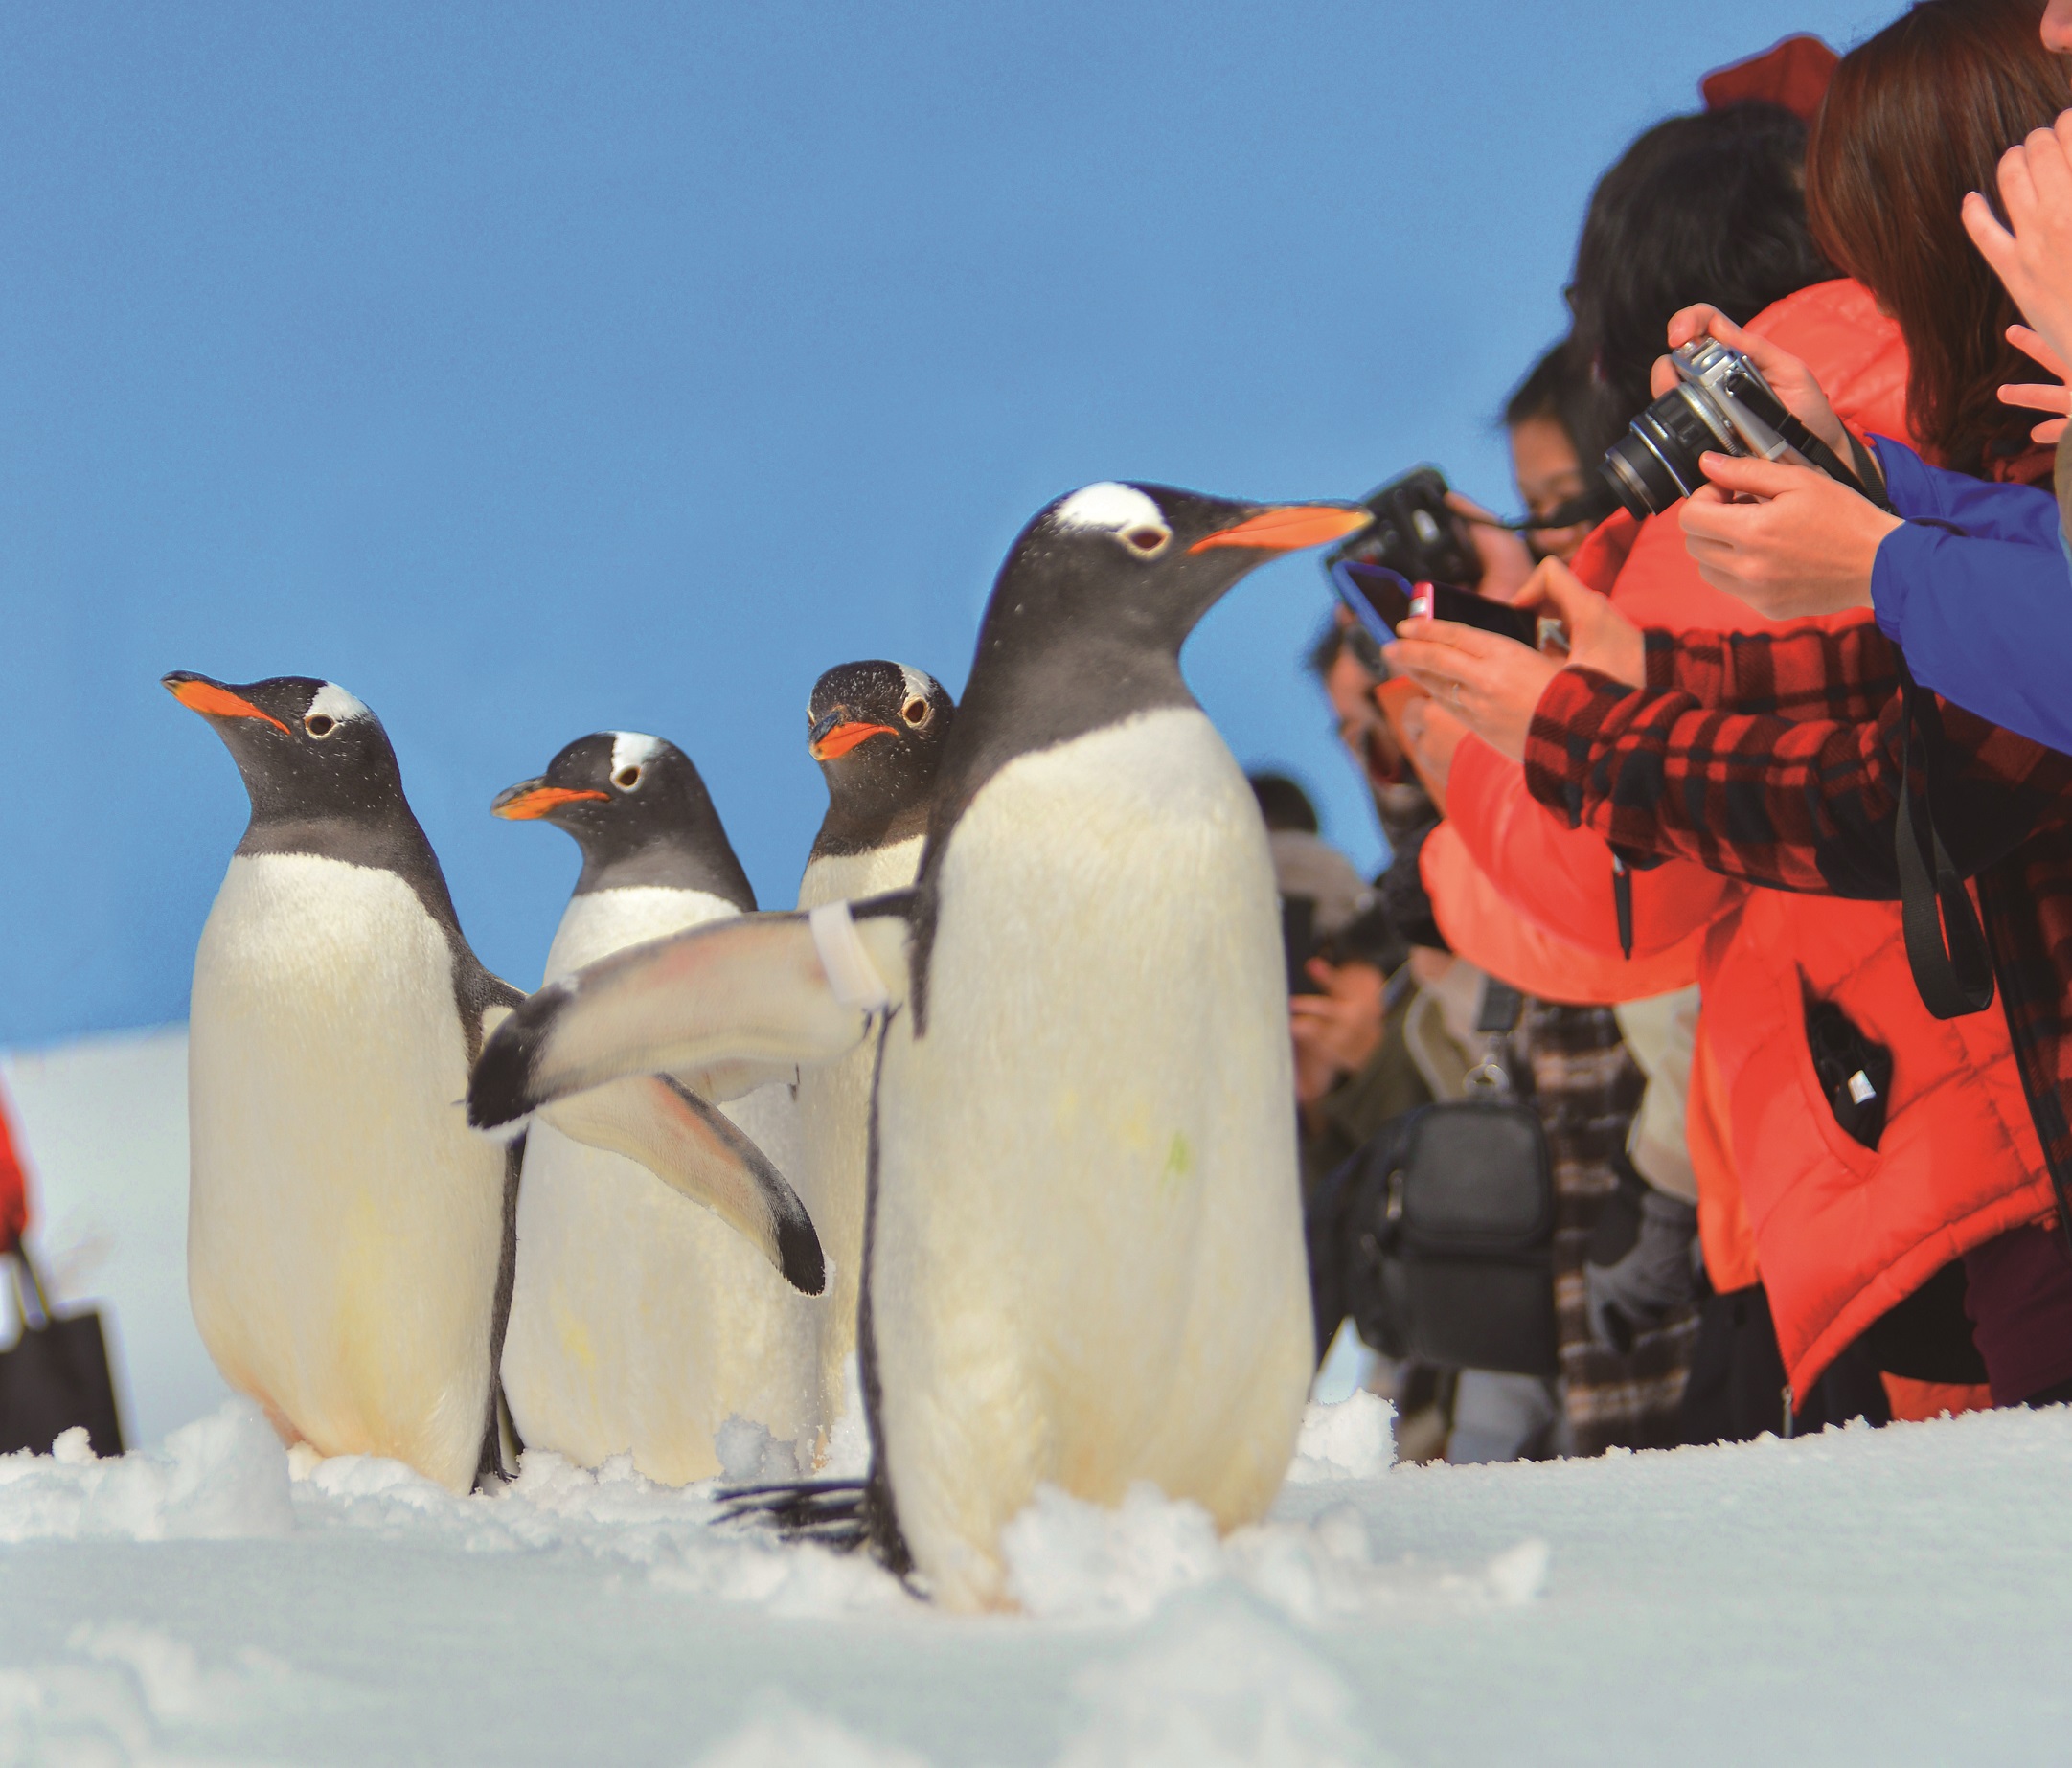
[4,1028,2069,1764]
[3,1392,2071,1766]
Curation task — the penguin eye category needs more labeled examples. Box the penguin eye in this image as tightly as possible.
[1120,523,1172,557]
[613,765,642,790]
[303,714,336,738]
[900,696,931,728]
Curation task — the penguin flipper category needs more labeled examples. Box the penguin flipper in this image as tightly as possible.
[468,897,912,1129]
[537,1075,827,1294]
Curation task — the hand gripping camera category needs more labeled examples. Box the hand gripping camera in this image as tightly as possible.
[1600,337,1876,520]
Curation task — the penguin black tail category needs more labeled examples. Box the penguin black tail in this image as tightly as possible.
[714,1477,870,1550]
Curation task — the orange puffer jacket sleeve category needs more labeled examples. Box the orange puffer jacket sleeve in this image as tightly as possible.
[1442,737,1739,958]
[1422,819,1705,1001]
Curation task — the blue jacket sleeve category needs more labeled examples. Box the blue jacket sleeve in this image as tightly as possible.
[1869,436,2072,756]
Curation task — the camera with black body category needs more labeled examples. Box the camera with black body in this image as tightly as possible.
[1600,336,1873,520]
[1330,465,1486,592]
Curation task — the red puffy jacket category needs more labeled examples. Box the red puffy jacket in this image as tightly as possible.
[1423,279,2052,1400]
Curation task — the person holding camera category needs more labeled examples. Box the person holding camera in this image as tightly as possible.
[1312,458,1707,1455]
[1395,54,1948,1436]
[1391,0,2072,1418]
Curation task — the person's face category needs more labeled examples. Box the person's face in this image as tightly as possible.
[2045,0,2072,52]
[1509,413,1592,563]
[1325,648,1403,790]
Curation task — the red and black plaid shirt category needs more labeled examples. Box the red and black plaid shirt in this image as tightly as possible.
[1524,620,2072,1197]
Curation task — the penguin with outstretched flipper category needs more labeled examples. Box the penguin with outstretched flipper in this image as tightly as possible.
[468,486,1370,1605]
[795,662,954,1449]
[170,671,530,1493]
[492,732,825,1485]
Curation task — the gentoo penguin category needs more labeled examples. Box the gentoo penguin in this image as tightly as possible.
[795,662,955,1442]
[168,670,526,1494]
[468,486,1370,1607]
[493,732,826,1485]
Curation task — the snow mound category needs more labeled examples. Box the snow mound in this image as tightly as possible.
[689,1598,1384,1768]
[1056,1593,1382,1768]
[1001,1475,1549,1627]
[694,1705,935,1767]
[1004,1481,1224,1620]
[0,1397,293,1542]
[0,1622,338,1764]
[1286,1391,1395,1483]
[298,1441,910,1616]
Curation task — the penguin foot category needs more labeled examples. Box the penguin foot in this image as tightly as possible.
[713,1477,870,1551]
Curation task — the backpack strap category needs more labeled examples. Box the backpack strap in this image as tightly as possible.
[1893,650,1995,1018]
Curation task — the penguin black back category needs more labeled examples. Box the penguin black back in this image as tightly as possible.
[806,661,955,861]
[491,731,757,911]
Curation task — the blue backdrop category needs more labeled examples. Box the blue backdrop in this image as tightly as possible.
[0,0,1886,1046]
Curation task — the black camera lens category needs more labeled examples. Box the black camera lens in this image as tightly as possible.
[1601,386,1739,520]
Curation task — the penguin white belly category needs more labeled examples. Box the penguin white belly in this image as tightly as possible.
[872,709,1312,1609]
[501,886,818,1484]
[796,833,923,1438]
[187,852,506,1493]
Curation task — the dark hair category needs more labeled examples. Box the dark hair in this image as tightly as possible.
[1308,618,1351,681]
[1808,0,2069,475]
[1569,103,1833,421]
[1501,338,1618,465]
[1250,772,1319,834]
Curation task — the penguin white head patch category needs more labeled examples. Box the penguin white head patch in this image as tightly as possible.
[899,664,939,711]
[610,732,662,787]
[1050,483,1172,556]
[305,682,371,728]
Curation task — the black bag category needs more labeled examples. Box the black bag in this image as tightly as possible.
[1804,997,1894,1151]
[0,1246,125,1459]
[1312,984,1560,1378]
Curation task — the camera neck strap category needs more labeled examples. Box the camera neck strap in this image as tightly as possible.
[1893,651,1995,1019]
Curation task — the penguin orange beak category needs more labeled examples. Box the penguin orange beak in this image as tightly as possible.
[1189,505,1371,555]
[491,780,611,820]
[809,720,899,761]
[162,673,291,734]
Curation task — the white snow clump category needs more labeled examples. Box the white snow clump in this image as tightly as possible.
[0,1397,293,1542]
[1000,1475,1549,1628]
[1286,1391,1395,1483]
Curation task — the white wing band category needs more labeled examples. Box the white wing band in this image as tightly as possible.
[808,901,892,1013]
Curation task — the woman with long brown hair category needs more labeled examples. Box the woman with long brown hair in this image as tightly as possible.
[1389,0,2072,1413]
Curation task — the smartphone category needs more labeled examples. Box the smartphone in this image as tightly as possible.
[1332,557,1539,648]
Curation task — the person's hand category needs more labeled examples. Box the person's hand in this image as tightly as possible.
[1998,322,2071,443]
[1511,556,1646,688]
[1963,109,2072,382]
[1398,696,1468,806]
[1446,490,1535,601]
[1653,304,1851,460]
[1383,618,1562,764]
[1679,453,1901,619]
[1290,960,1389,1104]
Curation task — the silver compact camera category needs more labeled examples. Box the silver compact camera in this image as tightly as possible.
[1601,337,1853,519]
